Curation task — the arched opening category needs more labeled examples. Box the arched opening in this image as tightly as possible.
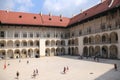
[95,35,101,44]
[0,40,6,48]
[102,46,108,58]
[14,49,20,58]
[68,47,71,55]
[61,47,65,55]
[71,47,74,55]
[7,50,14,59]
[21,49,27,58]
[28,49,34,58]
[89,46,94,57]
[56,40,61,46]
[109,45,118,59]
[15,40,20,48]
[95,46,100,56]
[51,40,55,46]
[7,40,13,48]
[45,40,50,46]
[102,33,109,43]
[110,32,118,43]
[56,48,61,55]
[75,47,79,55]
[34,49,40,58]
[28,40,33,47]
[0,50,6,59]
[51,48,55,56]
[45,48,50,56]
[61,40,65,46]
[34,40,39,47]
[72,39,74,45]
[22,40,27,47]
[89,36,94,44]
[75,38,78,45]
[83,46,88,57]
[83,37,88,45]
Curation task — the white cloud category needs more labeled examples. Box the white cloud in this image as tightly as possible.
[0,0,34,12]
[42,0,101,17]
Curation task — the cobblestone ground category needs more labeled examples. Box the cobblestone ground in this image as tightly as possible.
[0,56,120,80]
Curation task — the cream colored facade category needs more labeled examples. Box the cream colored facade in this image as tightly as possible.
[0,6,120,59]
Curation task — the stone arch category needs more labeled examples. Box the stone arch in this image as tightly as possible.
[28,40,33,47]
[45,40,50,46]
[83,46,88,57]
[110,32,118,43]
[34,40,39,47]
[102,33,109,43]
[15,40,20,47]
[51,48,56,56]
[61,40,65,46]
[72,39,74,45]
[95,46,100,56]
[56,48,61,55]
[45,48,50,56]
[14,49,20,58]
[0,50,6,59]
[21,49,27,58]
[109,45,118,59]
[34,49,40,58]
[61,47,65,55]
[71,47,74,55]
[95,35,101,44]
[89,46,94,56]
[0,40,6,48]
[102,46,108,58]
[28,49,34,58]
[7,49,14,59]
[51,40,55,46]
[75,38,78,45]
[75,47,79,55]
[89,36,94,44]
[22,40,27,47]
[56,40,61,46]
[83,37,88,44]
[68,47,71,55]
[7,40,13,48]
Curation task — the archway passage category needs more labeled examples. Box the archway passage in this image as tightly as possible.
[14,49,20,58]
[45,48,50,56]
[21,49,27,58]
[83,47,88,57]
[51,48,55,56]
[89,46,94,57]
[28,49,34,58]
[109,45,118,59]
[0,50,6,59]
[34,49,40,58]
[101,46,108,58]
[7,50,14,59]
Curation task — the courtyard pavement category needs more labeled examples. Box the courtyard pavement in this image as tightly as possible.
[0,56,120,80]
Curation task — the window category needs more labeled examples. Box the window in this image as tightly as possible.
[14,33,19,38]
[23,33,27,38]
[36,33,39,38]
[0,31,5,38]
[30,33,33,38]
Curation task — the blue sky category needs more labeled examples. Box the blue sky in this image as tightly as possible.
[0,0,101,17]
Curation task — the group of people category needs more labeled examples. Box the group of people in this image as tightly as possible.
[63,66,69,74]
[32,69,39,78]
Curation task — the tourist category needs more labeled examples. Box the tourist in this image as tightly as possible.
[63,67,66,74]
[16,71,19,79]
[36,69,39,75]
[114,64,117,71]
[32,69,36,78]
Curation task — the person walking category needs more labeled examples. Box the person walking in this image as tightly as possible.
[114,64,117,71]
[63,67,66,74]
[36,69,39,75]
[16,71,19,79]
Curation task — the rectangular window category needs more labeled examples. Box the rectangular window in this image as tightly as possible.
[23,33,27,38]
[14,33,19,38]
[30,33,33,38]
[0,31,5,38]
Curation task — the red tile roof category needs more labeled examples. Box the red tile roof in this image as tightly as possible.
[0,0,120,27]
[69,0,120,25]
[0,10,70,27]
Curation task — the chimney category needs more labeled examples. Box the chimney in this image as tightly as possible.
[60,14,62,18]
[39,12,42,16]
[49,12,52,17]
